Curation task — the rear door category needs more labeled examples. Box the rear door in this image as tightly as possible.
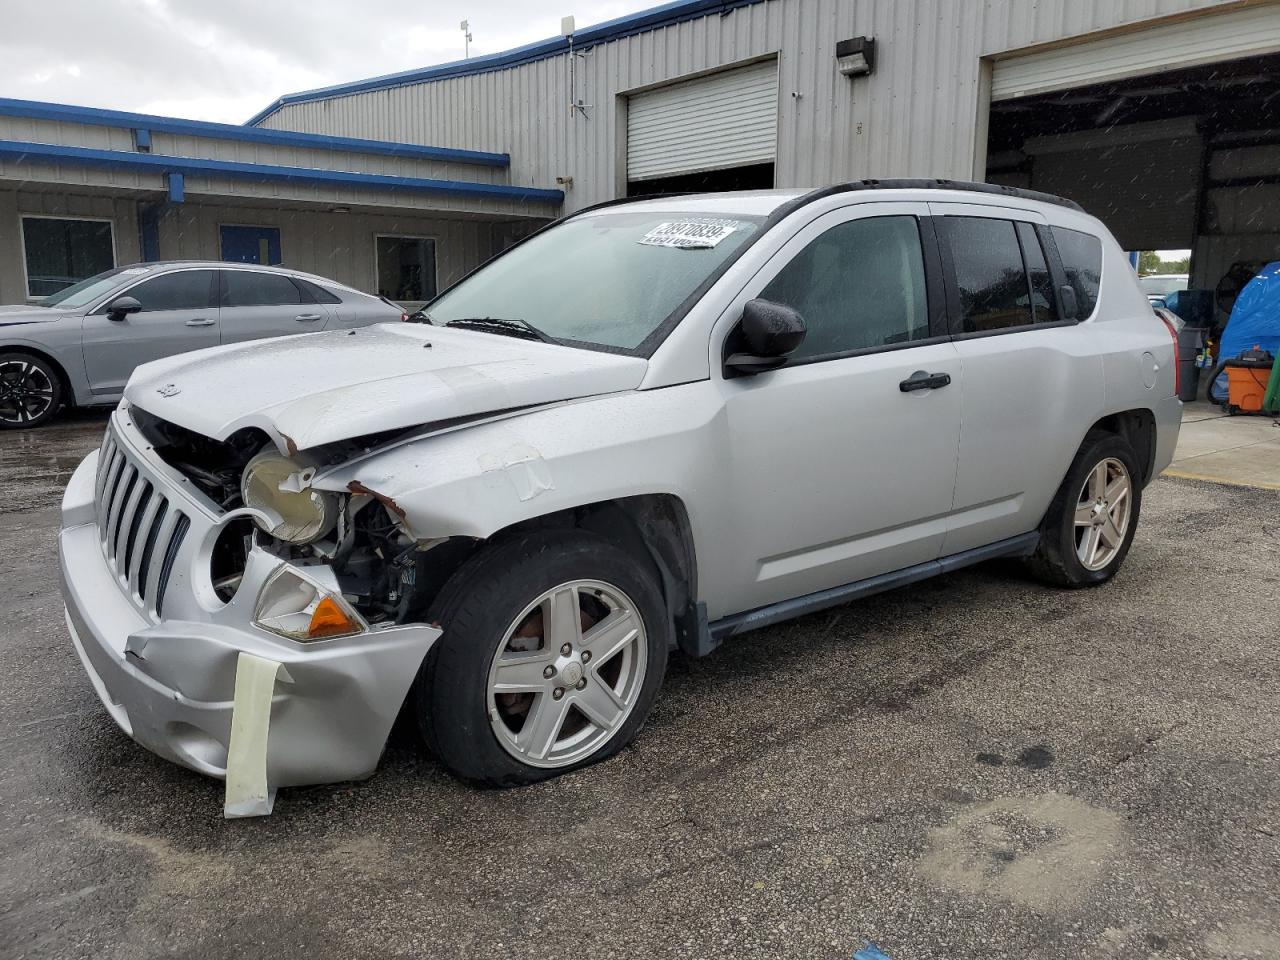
[929,203,1106,554]
[81,269,219,397]
[217,269,331,344]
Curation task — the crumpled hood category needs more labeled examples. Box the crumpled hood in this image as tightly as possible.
[0,305,61,326]
[125,323,649,451]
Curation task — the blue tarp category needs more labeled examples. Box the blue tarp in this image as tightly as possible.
[1213,261,1280,398]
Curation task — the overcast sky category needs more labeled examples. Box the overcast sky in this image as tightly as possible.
[1,0,656,124]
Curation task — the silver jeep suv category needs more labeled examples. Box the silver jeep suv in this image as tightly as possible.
[58,182,1182,815]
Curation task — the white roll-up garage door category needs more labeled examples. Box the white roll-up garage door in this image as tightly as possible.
[627,60,778,182]
[991,5,1280,102]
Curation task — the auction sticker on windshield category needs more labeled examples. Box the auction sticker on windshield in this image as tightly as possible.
[638,219,741,249]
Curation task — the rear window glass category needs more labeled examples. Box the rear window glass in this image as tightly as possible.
[1051,227,1103,320]
[222,270,303,307]
[297,278,342,304]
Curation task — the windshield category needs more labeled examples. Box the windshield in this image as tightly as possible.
[1139,275,1187,297]
[38,266,150,309]
[426,210,763,351]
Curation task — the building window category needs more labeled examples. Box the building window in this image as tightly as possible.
[376,236,437,303]
[21,216,115,299]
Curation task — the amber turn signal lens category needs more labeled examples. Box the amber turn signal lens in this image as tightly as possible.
[308,596,360,639]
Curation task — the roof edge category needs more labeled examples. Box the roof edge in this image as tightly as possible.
[245,0,769,126]
[0,97,509,167]
[0,139,562,205]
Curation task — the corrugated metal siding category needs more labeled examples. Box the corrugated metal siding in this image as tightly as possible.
[991,3,1280,101]
[626,59,778,180]
[257,0,1236,212]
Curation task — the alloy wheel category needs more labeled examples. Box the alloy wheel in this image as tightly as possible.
[486,579,647,769]
[0,359,56,425]
[1073,457,1132,571]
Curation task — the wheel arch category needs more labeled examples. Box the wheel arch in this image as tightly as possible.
[1084,408,1157,485]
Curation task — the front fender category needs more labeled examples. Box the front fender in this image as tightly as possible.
[314,384,725,547]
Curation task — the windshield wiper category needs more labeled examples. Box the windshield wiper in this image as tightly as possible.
[443,316,559,345]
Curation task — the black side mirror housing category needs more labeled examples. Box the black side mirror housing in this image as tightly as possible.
[724,298,806,376]
[106,296,142,322]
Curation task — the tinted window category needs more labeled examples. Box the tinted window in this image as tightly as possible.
[22,217,115,298]
[128,270,214,312]
[940,217,1031,333]
[1052,227,1103,319]
[222,270,302,307]
[1017,222,1058,324]
[297,278,342,304]
[759,216,929,360]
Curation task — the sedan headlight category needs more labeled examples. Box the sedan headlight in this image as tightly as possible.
[241,451,337,544]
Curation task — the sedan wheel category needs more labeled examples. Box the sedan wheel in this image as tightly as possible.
[1073,457,1132,571]
[487,579,648,769]
[0,355,61,429]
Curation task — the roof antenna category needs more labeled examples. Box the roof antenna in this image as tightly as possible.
[460,19,473,58]
[562,15,591,118]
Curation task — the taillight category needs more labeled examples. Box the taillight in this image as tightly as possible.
[1157,312,1181,398]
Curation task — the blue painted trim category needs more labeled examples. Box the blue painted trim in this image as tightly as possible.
[245,0,769,125]
[167,172,185,203]
[0,139,563,205]
[0,97,509,168]
[134,128,151,150]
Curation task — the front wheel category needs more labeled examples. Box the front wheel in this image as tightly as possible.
[1026,432,1142,588]
[416,530,669,786]
[0,352,62,429]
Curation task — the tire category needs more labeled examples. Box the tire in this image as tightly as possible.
[1025,431,1143,588]
[0,352,63,429]
[416,529,669,786]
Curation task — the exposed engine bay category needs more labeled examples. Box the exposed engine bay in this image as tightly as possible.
[130,406,473,625]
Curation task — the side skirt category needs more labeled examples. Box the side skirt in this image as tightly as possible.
[693,531,1041,653]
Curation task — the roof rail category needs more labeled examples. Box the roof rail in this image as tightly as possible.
[795,178,1084,211]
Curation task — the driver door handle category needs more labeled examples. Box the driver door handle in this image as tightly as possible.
[185,318,215,327]
[899,370,952,392]
[294,314,322,322]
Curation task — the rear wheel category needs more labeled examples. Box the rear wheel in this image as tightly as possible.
[0,352,62,429]
[416,530,669,786]
[1026,432,1142,588]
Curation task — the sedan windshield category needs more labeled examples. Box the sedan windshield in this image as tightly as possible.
[39,266,151,309]
[426,210,763,351]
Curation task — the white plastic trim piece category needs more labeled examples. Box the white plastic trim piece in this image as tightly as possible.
[224,652,288,818]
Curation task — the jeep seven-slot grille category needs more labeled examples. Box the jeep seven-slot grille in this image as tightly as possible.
[94,427,189,618]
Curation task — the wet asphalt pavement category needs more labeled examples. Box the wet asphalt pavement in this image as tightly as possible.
[2,410,1279,960]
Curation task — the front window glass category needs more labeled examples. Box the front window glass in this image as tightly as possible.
[759,215,929,360]
[127,271,216,312]
[21,216,116,299]
[426,210,762,351]
[38,266,140,309]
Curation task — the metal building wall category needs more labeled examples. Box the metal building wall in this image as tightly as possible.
[257,0,1237,212]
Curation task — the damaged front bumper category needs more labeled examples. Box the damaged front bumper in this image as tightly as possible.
[58,414,440,817]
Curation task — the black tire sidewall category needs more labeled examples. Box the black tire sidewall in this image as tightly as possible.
[0,352,63,430]
[418,530,669,786]
[1046,434,1143,586]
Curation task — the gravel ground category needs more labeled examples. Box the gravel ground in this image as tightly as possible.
[2,410,1278,960]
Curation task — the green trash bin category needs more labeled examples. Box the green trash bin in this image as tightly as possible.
[1264,353,1280,413]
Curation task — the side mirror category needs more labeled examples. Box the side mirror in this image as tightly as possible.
[724,298,806,376]
[106,296,142,322]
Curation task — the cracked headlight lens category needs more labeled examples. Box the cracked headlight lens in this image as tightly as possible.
[254,566,365,642]
[241,451,336,544]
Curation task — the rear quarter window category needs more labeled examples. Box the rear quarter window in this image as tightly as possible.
[1051,227,1103,320]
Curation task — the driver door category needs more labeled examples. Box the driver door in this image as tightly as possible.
[81,269,219,398]
[711,203,963,617]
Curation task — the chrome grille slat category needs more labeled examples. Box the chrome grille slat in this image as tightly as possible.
[114,475,148,565]
[94,434,116,507]
[97,450,125,528]
[105,465,137,557]
[144,508,182,617]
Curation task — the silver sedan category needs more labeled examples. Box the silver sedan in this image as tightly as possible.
[0,261,404,428]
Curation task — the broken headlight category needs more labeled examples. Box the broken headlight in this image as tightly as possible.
[241,451,337,544]
[254,566,366,642]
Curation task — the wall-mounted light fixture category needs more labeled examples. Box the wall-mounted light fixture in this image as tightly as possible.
[836,37,876,77]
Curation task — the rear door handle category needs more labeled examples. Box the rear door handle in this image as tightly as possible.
[185,318,215,327]
[899,370,952,392]
[294,314,322,322]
